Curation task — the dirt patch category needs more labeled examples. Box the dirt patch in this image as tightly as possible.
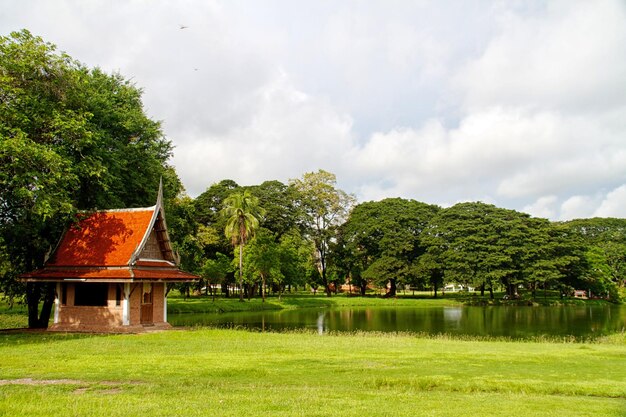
[0,378,83,386]
[0,378,140,395]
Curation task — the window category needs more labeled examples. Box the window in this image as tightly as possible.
[61,283,67,306]
[74,283,108,306]
[115,285,122,306]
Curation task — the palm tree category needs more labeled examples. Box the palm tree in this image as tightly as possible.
[221,190,265,301]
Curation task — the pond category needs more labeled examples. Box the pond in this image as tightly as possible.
[168,304,626,339]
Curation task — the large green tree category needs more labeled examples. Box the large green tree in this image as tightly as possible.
[0,30,176,327]
[561,218,626,298]
[289,170,355,297]
[221,189,265,301]
[424,202,587,299]
[340,198,439,297]
[248,180,301,239]
[243,228,282,302]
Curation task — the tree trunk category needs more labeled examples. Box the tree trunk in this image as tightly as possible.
[385,278,397,298]
[261,273,266,303]
[26,282,55,329]
[360,281,367,296]
[26,282,41,329]
[238,244,244,302]
[323,271,332,297]
[480,282,485,297]
[38,284,55,328]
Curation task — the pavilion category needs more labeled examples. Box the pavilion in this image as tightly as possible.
[20,183,199,331]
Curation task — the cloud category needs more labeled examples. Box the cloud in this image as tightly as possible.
[593,185,626,218]
[457,0,626,113]
[171,73,356,194]
[559,195,600,220]
[2,1,626,222]
[522,196,558,219]
[349,105,626,211]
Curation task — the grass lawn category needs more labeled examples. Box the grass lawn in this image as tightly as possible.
[166,292,464,314]
[0,328,625,416]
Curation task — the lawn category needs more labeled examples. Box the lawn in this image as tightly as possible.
[0,328,624,416]
[166,292,463,314]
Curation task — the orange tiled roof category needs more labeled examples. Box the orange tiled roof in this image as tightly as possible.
[49,209,155,267]
[20,192,201,283]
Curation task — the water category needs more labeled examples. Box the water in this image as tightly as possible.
[168,305,626,339]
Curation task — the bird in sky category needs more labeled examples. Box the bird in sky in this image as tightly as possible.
[179,24,189,29]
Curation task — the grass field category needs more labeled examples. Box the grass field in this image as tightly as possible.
[0,328,625,416]
[166,292,464,314]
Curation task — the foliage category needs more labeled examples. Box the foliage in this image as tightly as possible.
[422,202,590,300]
[340,198,440,296]
[562,218,626,295]
[248,180,301,238]
[221,189,266,301]
[289,170,356,296]
[0,30,176,326]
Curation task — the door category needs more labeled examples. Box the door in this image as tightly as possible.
[140,283,153,325]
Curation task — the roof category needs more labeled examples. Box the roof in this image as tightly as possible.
[49,209,154,267]
[21,182,199,283]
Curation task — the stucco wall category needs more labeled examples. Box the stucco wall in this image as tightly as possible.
[56,282,167,328]
[57,284,123,326]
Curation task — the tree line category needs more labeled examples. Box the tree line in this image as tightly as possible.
[178,180,626,303]
[1,31,625,328]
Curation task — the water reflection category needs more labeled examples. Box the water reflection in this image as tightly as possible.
[317,311,324,335]
[168,305,626,339]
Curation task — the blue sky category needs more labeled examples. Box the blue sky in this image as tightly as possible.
[3,0,626,220]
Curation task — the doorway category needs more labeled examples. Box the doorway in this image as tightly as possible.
[140,283,153,325]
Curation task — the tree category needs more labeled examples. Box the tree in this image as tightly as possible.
[221,189,265,301]
[243,229,282,302]
[340,198,439,297]
[201,253,232,301]
[561,218,626,299]
[277,230,313,294]
[289,170,356,297]
[424,203,534,298]
[0,30,174,327]
[248,180,300,239]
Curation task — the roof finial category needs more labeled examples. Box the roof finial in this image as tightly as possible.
[156,176,164,209]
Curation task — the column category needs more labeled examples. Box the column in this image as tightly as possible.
[122,283,130,326]
[54,282,61,324]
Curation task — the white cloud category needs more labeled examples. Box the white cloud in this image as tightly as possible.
[171,73,356,194]
[2,0,626,220]
[593,185,626,218]
[559,195,599,220]
[522,196,558,219]
[349,106,626,208]
[457,0,626,113]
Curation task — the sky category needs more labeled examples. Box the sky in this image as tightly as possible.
[2,0,626,220]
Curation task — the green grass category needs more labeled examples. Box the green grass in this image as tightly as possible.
[0,329,625,416]
[167,292,464,314]
[0,301,28,329]
[167,290,617,316]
